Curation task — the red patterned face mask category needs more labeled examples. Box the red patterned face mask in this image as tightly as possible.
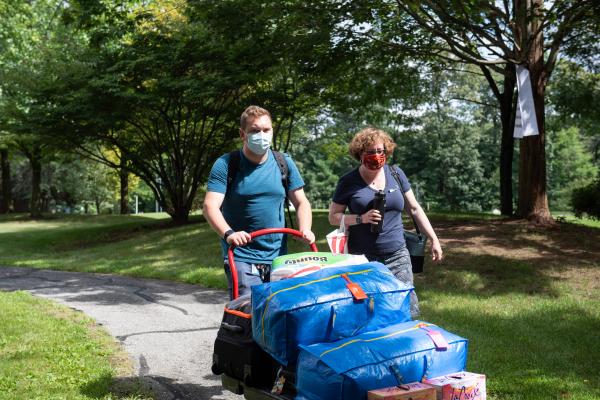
[362,152,386,170]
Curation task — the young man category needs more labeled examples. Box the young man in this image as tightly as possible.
[203,105,315,299]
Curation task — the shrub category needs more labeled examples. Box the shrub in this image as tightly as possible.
[571,179,600,220]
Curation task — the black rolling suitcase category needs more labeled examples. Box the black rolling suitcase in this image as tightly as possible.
[211,294,278,388]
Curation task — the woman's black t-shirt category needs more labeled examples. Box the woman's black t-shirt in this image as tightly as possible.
[332,164,411,255]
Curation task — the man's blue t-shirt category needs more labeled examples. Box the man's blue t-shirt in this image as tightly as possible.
[207,150,305,263]
[332,164,411,256]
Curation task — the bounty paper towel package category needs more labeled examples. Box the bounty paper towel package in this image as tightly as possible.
[270,252,368,281]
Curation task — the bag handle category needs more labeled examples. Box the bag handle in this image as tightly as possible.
[339,214,346,233]
[390,165,421,237]
[390,354,432,387]
[422,354,433,381]
[389,364,410,390]
[327,296,374,341]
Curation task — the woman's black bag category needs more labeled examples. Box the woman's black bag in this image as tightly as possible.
[404,227,427,273]
[390,166,428,273]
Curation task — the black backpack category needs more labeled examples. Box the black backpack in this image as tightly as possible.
[226,149,294,229]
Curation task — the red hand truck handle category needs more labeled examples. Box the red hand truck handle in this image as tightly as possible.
[227,228,318,299]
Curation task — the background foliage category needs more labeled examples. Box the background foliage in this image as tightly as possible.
[0,0,598,220]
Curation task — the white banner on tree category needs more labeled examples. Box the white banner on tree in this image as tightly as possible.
[513,65,540,138]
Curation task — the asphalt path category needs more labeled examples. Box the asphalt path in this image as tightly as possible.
[0,266,243,400]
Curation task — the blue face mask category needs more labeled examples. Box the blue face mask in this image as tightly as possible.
[246,130,272,155]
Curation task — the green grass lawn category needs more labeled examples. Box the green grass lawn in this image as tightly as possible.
[0,290,149,400]
[552,211,600,228]
[0,213,229,289]
[0,211,599,399]
[0,212,336,289]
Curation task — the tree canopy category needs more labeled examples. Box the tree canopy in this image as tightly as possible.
[0,0,597,223]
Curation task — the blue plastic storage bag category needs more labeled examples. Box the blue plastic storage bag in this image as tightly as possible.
[251,262,413,366]
[296,320,468,400]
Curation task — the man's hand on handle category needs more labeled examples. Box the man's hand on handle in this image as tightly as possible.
[227,228,315,246]
[225,231,252,246]
[300,229,316,245]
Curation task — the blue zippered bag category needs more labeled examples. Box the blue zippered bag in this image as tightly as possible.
[295,320,468,400]
[251,262,413,366]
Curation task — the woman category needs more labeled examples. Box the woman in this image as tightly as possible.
[328,127,442,317]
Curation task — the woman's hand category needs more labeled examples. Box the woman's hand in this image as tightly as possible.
[431,239,443,262]
[361,209,382,225]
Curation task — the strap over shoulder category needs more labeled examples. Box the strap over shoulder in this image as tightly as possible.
[389,164,410,193]
[272,150,289,189]
[389,164,420,235]
[226,150,241,195]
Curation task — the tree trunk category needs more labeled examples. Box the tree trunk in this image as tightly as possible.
[119,156,129,214]
[29,147,43,218]
[517,96,552,223]
[95,199,101,214]
[170,208,189,225]
[42,197,50,213]
[0,148,11,214]
[499,64,517,216]
[516,0,553,225]
[167,195,190,225]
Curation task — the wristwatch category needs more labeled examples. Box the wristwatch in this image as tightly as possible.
[223,229,235,241]
[355,214,362,225]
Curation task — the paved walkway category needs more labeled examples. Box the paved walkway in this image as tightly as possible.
[0,266,242,400]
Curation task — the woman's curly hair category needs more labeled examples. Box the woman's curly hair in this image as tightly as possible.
[348,127,396,161]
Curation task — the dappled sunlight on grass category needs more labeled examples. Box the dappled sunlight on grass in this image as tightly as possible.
[419,291,600,400]
[0,221,65,233]
[0,291,148,399]
[415,222,600,400]
[130,212,172,220]
[0,215,226,288]
[554,212,600,228]
[181,267,226,288]
[1,212,599,399]
[417,252,562,298]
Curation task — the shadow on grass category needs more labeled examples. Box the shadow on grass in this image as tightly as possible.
[80,373,232,400]
[51,219,204,252]
[413,218,600,399]
[0,214,206,253]
[421,299,600,399]
[433,218,600,270]
[0,214,226,290]
[0,212,174,223]
[408,218,600,300]
[0,212,34,222]
[0,267,228,306]
[417,252,563,298]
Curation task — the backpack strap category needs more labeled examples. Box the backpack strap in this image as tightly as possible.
[272,150,294,229]
[226,150,241,196]
[272,150,289,192]
[390,165,420,235]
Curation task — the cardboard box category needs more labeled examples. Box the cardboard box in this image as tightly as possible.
[368,382,437,400]
[424,372,486,400]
